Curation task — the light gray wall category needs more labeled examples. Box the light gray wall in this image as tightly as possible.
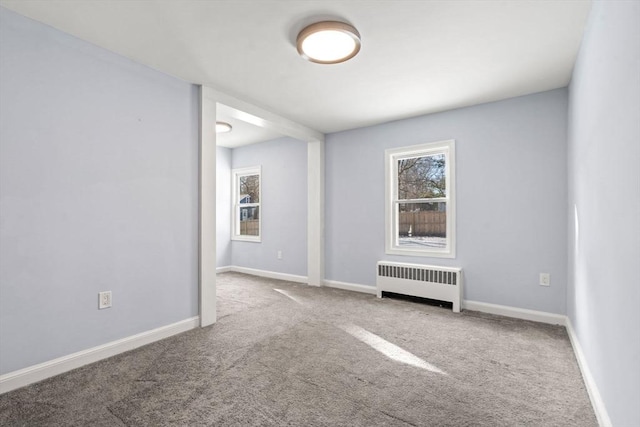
[216,146,232,267]
[0,8,199,374]
[231,137,307,276]
[326,89,568,314]
[567,1,640,425]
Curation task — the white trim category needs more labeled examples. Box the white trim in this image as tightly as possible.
[0,317,200,395]
[566,318,613,427]
[307,139,325,287]
[227,266,308,284]
[320,279,567,325]
[385,140,456,258]
[201,86,325,294]
[216,266,233,273]
[462,300,566,325]
[199,87,217,327]
[323,279,377,295]
[200,84,323,328]
[208,89,324,144]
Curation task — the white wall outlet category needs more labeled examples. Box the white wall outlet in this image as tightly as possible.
[277,250,283,260]
[539,273,550,287]
[99,291,112,309]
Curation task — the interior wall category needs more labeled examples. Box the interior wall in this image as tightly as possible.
[567,1,640,425]
[0,8,199,374]
[326,89,568,314]
[216,146,232,268]
[230,137,307,277]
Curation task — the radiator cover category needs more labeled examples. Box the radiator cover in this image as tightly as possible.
[376,261,463,312]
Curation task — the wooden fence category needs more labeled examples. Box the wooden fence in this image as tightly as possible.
[240,219,260,236]
[399,211,446,237]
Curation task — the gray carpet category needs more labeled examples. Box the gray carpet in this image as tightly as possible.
[0,272,597,426]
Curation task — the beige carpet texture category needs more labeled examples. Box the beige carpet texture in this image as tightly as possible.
[0,272,597,426]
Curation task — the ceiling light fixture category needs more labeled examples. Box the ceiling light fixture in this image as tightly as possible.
[216,121,232,133]
[297,21,361,64]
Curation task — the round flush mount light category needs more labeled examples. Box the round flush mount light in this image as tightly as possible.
[216,121,232,133]
[297,21,361,64]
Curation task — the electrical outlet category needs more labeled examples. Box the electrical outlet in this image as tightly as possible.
[277,250,282,260]
[99,291,112,309]
[539,273,550,287]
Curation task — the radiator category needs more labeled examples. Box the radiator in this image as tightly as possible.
[376,261,463,312]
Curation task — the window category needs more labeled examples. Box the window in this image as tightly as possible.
[385,140,456,257]
[232,166,261,242]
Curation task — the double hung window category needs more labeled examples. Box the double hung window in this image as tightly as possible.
[385,140,455,257]
[232,166,261,242]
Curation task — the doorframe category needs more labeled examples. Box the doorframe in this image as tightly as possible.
[198,86,325,327]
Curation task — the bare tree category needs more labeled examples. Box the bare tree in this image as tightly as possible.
[397,154,446,202]
[239,174,260,203]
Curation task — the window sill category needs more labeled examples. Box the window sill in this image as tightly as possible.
[231,236,262,243]
[385,247,455,259]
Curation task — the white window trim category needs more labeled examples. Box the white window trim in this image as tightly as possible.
[385,140,456,258]
[231,166,262,243]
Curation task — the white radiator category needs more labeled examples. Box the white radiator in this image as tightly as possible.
[376,261,463,312]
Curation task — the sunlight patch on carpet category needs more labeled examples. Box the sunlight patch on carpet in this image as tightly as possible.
[273,288,304,305]
[341,324,447,374]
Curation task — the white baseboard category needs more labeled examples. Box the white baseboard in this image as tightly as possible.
[216,265,233,273]
[320,281,567,326]
[565,318,612,427]
[226,266,308,284]
[323,279,377,295]
[462,300,566,325]
[0,316,200,395]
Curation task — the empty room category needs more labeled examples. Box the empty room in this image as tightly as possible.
[0,1,638,426]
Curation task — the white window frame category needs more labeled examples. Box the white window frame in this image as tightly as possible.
[385,140,456,258]
[231,166,262,242]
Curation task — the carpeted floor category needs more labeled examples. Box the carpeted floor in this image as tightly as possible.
[0,272,597,426]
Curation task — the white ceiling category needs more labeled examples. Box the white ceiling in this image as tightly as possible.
[1,0,591,145]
